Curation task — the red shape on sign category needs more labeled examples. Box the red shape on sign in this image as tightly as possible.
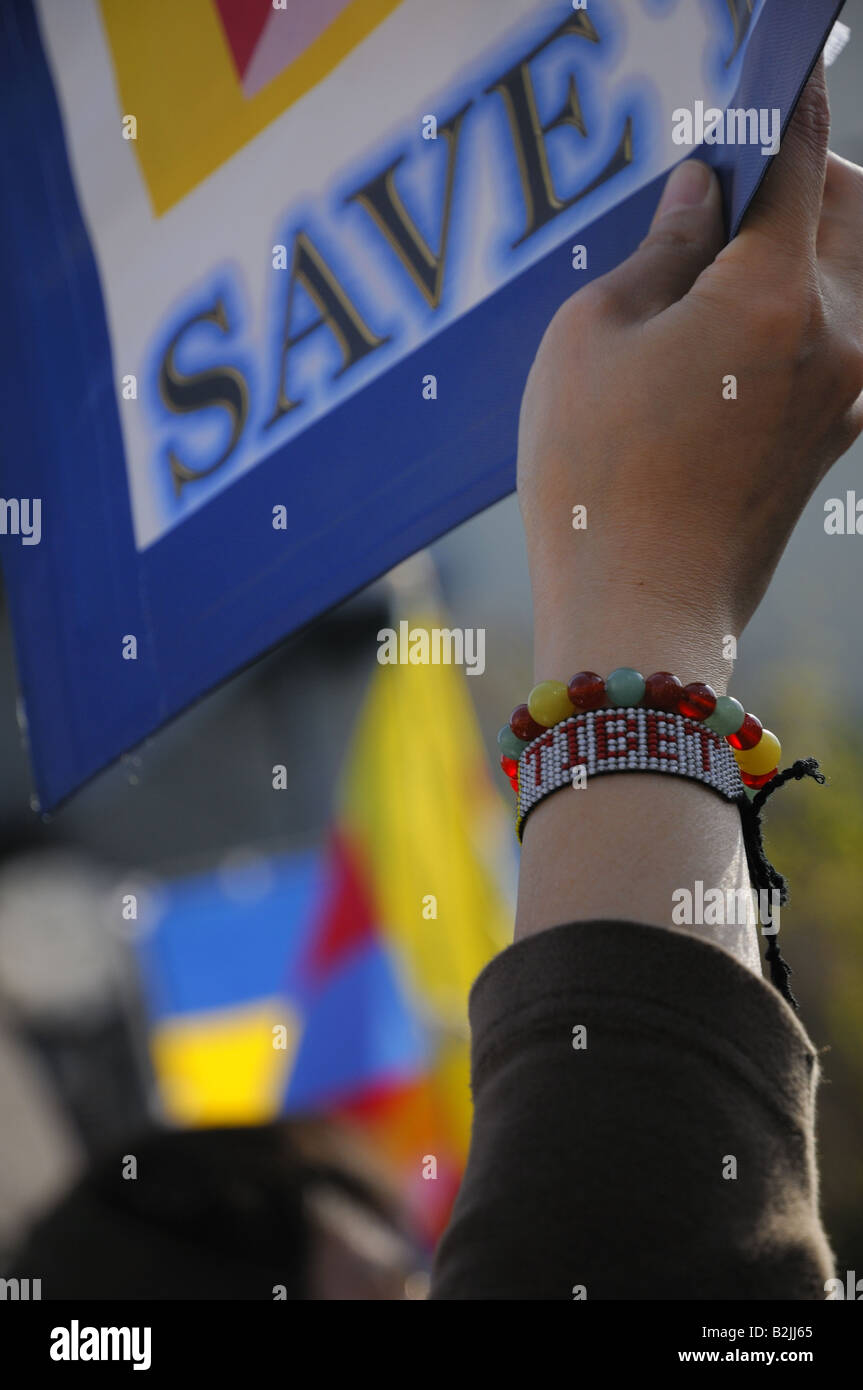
[214,0,274,81]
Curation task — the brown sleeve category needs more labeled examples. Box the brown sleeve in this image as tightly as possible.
[431,919,834,1300]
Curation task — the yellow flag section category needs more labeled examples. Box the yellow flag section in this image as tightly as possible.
[151,998,301,1128]
[338,612,513,1168]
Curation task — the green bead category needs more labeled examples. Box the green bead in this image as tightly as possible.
[744,785,759,801]
[498,724,528,760]
[606,667,645,707]
[705,695,745,736]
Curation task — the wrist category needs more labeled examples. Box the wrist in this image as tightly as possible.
[530,619,733,695]
[531,583,737,695]
[534,628,734,696]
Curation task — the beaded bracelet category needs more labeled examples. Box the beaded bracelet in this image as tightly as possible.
[498,668,781,796]
[496,666,827,1013]
[513,705,745,841]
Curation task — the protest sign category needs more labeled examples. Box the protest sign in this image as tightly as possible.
[0,0,845,806]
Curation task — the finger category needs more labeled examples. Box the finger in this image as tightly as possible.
[595,158,724,321]
[817,151,863,296]
[736,57,830,262]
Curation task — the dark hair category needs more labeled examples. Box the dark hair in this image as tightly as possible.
[0,816,71,870]
[9,1120,406,1300]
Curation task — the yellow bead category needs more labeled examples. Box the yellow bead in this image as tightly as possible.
[527,680,574,728]
[733,729,781,776]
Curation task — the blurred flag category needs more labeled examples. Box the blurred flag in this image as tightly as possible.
[334,607,514,1234]
[136,839,425,1122]
[135,607,513,1239]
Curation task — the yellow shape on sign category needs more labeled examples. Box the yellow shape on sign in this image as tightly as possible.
[98,0,403,216]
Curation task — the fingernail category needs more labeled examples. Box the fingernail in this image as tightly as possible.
[655,159,713,217]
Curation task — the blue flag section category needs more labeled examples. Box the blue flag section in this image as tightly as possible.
[0,0,845,808]
[133,844,429,1124]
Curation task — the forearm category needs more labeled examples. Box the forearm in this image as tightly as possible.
[432,920,833,1300]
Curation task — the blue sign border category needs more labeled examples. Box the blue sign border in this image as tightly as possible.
[0,0,844,808]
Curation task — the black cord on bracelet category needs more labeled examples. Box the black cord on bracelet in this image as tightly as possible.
[738,758,826,1010]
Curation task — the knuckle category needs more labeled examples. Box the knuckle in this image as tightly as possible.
[555,277,617,325]
[744,274,823,355]
[639,221,703,256]
[830,339,863,405]
[794,69,831,149]
[825,153,863,215]
[829,151,863,191]
[847,161,863,200]
[747,293,806,351]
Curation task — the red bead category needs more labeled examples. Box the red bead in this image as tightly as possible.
[567,671,605,710]
[508,775,519,792]
[678,682,717,721]
[741,767,777,789]
[728,713,762,750]
[500,754,518,778]
[510,703,544,742]
[643,671,683,712]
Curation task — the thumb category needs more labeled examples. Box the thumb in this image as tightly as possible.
[600,159,725,320]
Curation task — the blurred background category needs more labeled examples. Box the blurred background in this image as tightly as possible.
[1,4,862,1296]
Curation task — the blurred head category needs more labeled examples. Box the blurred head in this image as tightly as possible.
[8,1119,425,1300]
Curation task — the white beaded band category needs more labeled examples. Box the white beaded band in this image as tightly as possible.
[516,707,745,841]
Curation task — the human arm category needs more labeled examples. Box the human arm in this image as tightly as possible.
[432,62,862,1300]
